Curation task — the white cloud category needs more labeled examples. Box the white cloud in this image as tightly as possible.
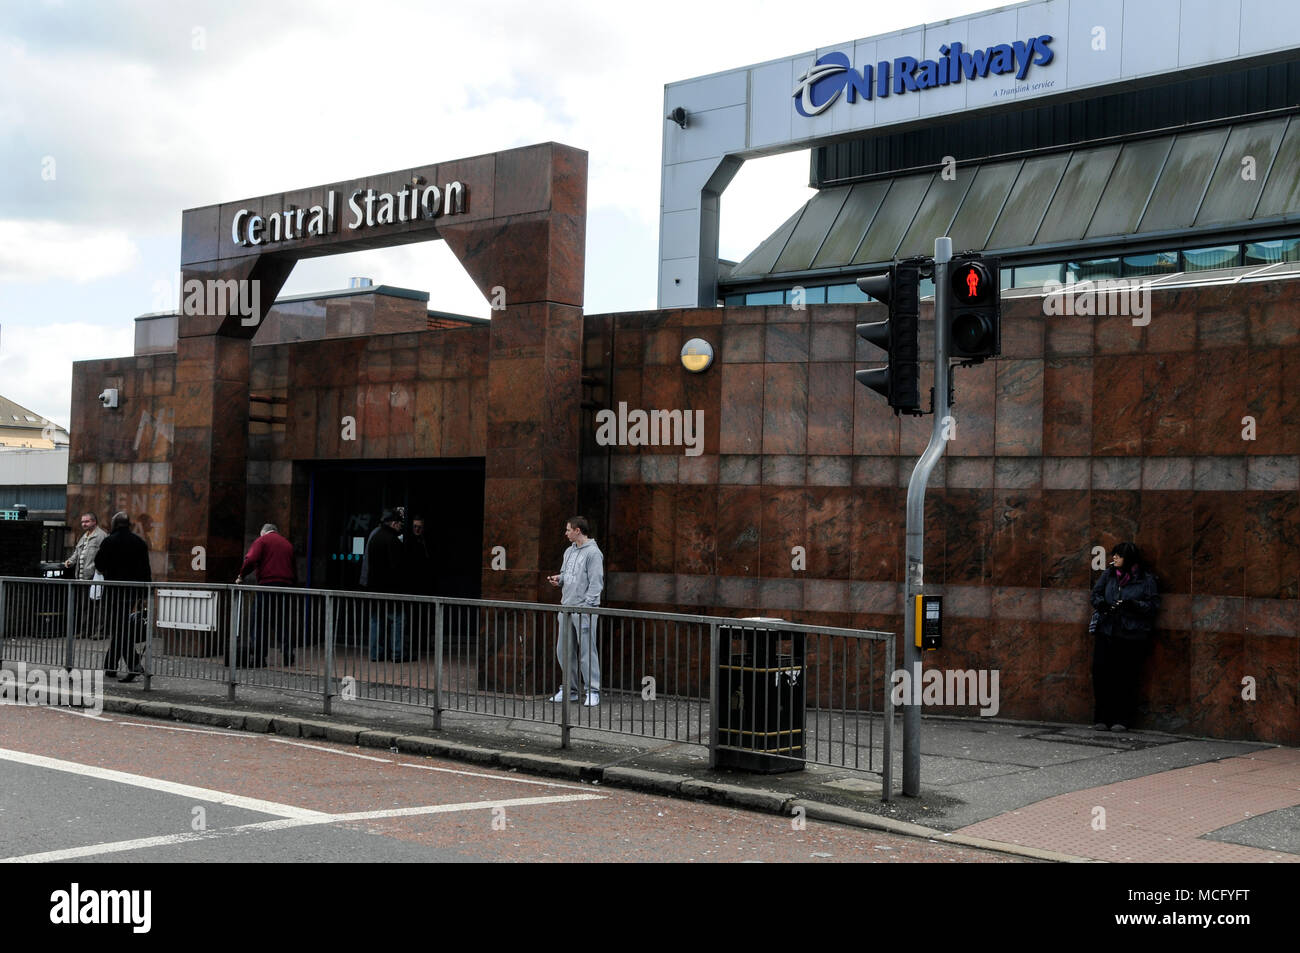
[0,322,134,429]
[0,221,139,283]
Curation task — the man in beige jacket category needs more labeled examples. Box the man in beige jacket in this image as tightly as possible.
[64,512,107,638]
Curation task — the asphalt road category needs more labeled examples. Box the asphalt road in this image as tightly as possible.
[0,705,1022,863]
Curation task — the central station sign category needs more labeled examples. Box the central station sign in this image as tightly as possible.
[229,179,468,248]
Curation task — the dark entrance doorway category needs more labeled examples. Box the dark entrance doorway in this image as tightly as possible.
[306,458,485,596]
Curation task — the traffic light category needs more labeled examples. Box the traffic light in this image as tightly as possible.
[947,255,1001,361]
[855,259,922,414]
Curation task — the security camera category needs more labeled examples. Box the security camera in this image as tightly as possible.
[667,106,688,129]
[98,388,119,409]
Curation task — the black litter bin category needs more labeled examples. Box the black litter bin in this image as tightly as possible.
[715,618,806,772]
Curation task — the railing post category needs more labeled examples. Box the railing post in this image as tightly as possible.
[143,584,154,692]
[708,620,719,769]
[559,610,570,750]
[881,632,894,802]
[64,580,76,671]
[323,593,334,715]
[432,598,443,730]
[229,586,242,701]
[0,577,7,644]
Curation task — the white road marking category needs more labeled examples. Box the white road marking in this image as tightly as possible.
[263,737,590,791]
[0,747,328,820]
[398,761,591,792]
[115,720,252,738]
[262,737,392,762]
[39,707,113,723]
[1,794,605,863]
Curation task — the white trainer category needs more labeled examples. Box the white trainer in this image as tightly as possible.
[551,689,577,702]
[583,691,600,707]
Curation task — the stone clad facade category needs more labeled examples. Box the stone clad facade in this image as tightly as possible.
[582,282,1300,744]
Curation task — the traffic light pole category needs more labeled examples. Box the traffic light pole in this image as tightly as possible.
[901,236,952,797]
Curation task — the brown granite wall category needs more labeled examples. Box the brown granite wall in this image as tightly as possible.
[67,352,177,578]
[583,280,1300,744]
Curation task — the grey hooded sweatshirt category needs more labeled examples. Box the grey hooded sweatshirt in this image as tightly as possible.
[559,539,604,608]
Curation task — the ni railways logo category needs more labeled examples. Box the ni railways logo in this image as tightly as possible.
[793,34,1055,117]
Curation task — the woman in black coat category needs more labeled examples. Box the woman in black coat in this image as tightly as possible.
[1090,541,1159,733]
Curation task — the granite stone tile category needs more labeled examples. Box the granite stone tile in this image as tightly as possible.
[1246,455,1299,490]
[762,455,806,485]
[853,456,897,487]
[948,457,994,489]
[677,454,719,485]
[1042,457,1090,490]
[807,368,853,455]
[994,458,1042,488]
[721,324,763,363]
[848,580,900,615]
[716,486,761,576]
[994,360,1043,455]
[719,454,760,485]
[1142,352,1197,455]
[1192,493,1246,596]
[806,456,852,486]
[1193,456,1246,491]
[1140,490,1194,595]
[719,366,763,454]
[1195,348,1249,454]
[1043,358,1092,457]
[1091,355,1144,455]
[765,323,809,363]
[1141,456,1193,490]
[641,454,679,484]
[1091,457,1141,490]
[762,364,807,454]
[1242,491,1300,600]
[990,489,1043,587]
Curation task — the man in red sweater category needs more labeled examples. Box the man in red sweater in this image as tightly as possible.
[236,524,298,667]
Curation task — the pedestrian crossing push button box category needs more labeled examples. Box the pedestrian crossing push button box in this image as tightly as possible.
[714,618,806,773]
[916,595,942,651]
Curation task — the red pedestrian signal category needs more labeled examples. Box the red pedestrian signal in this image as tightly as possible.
[946,256,1000,360]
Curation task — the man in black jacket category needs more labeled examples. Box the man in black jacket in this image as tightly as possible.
[94,512,152,682]
[363,509,406,661]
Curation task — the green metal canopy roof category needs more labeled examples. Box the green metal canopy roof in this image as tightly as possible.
[727,115,1300,282]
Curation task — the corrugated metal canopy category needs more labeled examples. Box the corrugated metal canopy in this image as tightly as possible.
[727,116,1300,282]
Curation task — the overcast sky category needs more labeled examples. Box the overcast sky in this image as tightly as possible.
[0,0,994,428]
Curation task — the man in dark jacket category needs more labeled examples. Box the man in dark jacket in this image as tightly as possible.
[1090,541,1160,733]
[94,512,151,682]
[363,509,406,661]
[236,523,298,667]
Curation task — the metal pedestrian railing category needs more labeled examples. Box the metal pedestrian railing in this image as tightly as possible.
[0,576,895,798]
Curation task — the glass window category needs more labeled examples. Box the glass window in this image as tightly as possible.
[1244,238,1300,265]
[1070,258,1121,282]
[918,277,935,300]
[786,285,826,305]
[745,290,784,306]
[723,294,745,306]
[1182,245,1241,271]
[826,282,870,303]
[1122,251,1179,277]
[1011,263,1066,288]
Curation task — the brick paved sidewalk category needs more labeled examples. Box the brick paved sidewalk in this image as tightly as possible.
[955,747,1300,862]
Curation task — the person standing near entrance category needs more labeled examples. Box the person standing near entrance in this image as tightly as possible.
[363,509,406,661]
[94,512,151,682]
[64,511,107,638]
[236,523,297,666]
[548,516,603,706]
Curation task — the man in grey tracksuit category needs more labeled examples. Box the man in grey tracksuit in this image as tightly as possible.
[547,516,603,706]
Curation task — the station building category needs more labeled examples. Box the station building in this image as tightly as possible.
[66,0,1300,743]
